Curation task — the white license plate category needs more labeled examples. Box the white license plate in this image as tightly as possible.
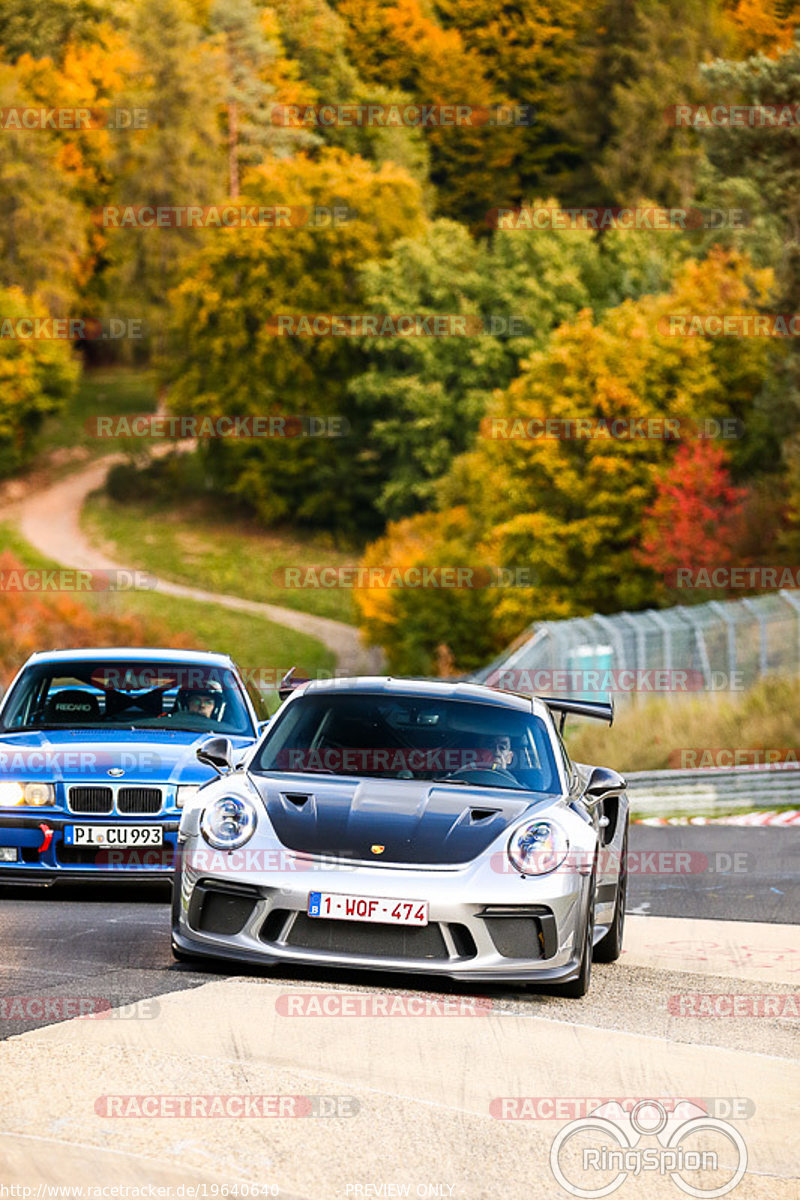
[308,891,428,926]
[64,825,162,848]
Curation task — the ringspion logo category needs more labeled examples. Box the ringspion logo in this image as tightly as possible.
[550,1099,747,1198]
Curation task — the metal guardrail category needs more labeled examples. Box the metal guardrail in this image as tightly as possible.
[625,765,800,816]
[475,590,800,706]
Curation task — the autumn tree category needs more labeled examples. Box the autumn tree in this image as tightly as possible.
[0,61,90,312]
[722,0,799,57]
[701,34,800,311]
[269,0,428,180]
[101,0,225,346]
[335,0,527,227]
[699,34,800,452]
[0,287,80,475]
[637,440,747,599]
[355,508,499,674]
[164,149,426,534]
[355,250,775,671]
[434,0,586,194]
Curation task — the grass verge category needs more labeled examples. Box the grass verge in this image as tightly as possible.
[566,676,800,773]
[36,366,160,459]
[0,523,335,713]
[83,492,358,624]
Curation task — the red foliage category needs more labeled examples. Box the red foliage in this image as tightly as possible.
[638,441,747,581]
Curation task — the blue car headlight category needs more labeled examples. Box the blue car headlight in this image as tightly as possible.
[200,795,257,850]
[0,782,55,808]
[507,819,569,875]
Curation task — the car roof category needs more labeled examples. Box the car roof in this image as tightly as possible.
[22,648,237,668]
[293,675,548,718]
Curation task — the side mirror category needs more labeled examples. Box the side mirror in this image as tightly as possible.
[197,735,234,775]
[584,764,626,803]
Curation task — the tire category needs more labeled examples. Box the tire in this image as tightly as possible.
[553,872,595,998]
[594,820,628,964]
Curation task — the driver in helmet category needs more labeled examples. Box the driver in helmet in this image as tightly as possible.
[176,681,223,721]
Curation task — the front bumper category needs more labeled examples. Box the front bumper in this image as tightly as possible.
[0,813,180,882]
[172,844,598,983]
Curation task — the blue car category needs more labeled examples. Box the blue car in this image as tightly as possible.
[0,648,265,883]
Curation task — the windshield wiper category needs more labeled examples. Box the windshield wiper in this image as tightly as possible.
[261,765,338,775]
[430,777,468,785]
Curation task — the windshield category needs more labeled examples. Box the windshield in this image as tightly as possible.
[0,659,255,737]
[252,692,561,792]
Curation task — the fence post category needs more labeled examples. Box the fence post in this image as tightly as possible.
[779,590,800,676]
[708,600,737,685]
[740,597,768,680]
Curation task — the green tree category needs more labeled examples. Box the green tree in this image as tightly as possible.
[562,0,728,207]
[209,0,315,196]
[101,0,225,346]
[349,208,688,520]
[701,34,800,447]
[0,0,117,61]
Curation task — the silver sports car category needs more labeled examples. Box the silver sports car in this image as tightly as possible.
[172,677,628,996]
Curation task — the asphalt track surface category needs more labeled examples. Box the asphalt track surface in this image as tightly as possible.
[1,825,798,1199]
[0,825,797,1038]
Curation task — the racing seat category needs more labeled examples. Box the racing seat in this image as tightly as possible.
[44,689,102,723]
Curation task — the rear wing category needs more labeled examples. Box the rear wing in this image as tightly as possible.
[277,667,311,702]
[539,696,614,735]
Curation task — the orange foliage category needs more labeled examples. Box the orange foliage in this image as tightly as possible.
[0,552,195,692]
[722,0,799,57]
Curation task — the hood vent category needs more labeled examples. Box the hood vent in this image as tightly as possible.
[469,807,500,823]
[282,792,312,808]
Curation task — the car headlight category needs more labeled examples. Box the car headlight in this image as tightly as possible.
[176,785,201,809]
[507,819,569,875]
[200,795,256,850]
[0,781,55,808]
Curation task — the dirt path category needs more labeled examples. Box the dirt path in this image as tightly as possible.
[13,454,383,674]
